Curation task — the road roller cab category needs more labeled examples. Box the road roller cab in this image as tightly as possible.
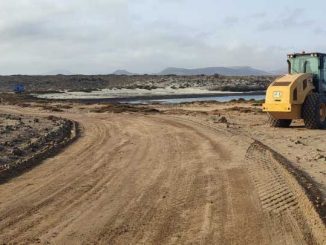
[263,52,326,129]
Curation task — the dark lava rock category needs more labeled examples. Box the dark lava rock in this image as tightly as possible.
[218,116,228,124]
[11,147,24,156]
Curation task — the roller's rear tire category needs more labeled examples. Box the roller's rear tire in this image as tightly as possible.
[268,114,292,128]
[302,93,326,129]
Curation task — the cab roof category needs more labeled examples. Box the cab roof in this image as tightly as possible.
[288,52,326,58]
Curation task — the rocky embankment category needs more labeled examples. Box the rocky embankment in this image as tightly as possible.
[0,114,78,181]
[0,74,275,93]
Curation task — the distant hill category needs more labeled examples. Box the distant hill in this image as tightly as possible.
[268,68,287,75]
[112,69,136,75]
[158,66,270,76]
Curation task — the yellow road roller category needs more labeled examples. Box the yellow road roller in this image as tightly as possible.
[263,52,326,129]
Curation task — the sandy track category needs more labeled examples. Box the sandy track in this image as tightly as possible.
[0,108,324,244]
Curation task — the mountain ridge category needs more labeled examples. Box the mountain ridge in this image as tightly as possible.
[158,66,270,76]
[112,69,136,75]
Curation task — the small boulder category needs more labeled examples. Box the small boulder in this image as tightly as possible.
[218,116,228,124]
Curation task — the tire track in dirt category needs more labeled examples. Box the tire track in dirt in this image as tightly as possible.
[161,115,326,244]
[92,116,229,244]
[246,141,326,245]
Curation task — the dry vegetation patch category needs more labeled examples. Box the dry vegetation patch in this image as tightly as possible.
[90,104,160,114]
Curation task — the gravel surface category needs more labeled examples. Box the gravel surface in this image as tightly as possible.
[0,113,73,173]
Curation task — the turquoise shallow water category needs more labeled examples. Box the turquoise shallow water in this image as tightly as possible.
[127,94,265,104]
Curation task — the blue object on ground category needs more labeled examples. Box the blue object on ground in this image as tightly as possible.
[14,84,25,93]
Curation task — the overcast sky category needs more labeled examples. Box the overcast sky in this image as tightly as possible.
[0,0,325,75]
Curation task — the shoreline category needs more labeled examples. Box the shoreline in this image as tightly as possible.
[32,90,266,103]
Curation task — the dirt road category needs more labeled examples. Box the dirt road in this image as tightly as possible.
[0,107,324,244]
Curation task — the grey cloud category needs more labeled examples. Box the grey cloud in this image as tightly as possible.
[249,12,266,19]
[313,27,326,36]
[257,8,314,32]
[223,16,239,26]
[1,20,57,41]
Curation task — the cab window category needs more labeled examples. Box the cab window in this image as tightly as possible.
[290,56,319,78]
